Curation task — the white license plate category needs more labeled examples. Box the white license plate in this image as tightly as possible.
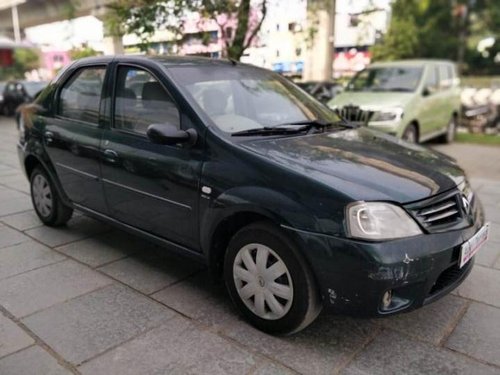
[459,223,490,268]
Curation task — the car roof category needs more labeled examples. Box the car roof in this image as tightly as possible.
[73,55,245,68]
[369,59,456,68]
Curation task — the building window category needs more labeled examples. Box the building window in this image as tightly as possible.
[276,50,280,58]
[276,23,280,31]
[225,27,233,39]
[295,47,302,57]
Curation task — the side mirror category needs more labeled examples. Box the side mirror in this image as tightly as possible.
[146,123,197,146]
[422,86,435,97]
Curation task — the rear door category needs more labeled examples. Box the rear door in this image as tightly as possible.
[44,65,108,213]
[419,64,442,136]
[100,63,203,249]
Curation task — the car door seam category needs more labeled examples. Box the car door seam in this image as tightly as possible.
[101,178,192,210]
[55,162,99,180]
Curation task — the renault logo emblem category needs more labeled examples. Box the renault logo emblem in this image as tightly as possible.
[462,195,471,214]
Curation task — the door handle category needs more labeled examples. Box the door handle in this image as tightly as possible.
[103,149,119,163]
[44,131,54,145]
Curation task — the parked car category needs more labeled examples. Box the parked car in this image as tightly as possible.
[1,80,48,116]
[297,81,343,103]
[0,82,6,113]
[18,56,488,335]
[329,60,461,143]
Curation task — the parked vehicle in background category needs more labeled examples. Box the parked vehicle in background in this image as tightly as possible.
[18,56,487,335]
[0,82,5,113]
[329,60,461,143]
[1,80,48,116]
[297,81,343,103]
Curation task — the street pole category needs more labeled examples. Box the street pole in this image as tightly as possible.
[11,4,21,43]
[324,0,335,81]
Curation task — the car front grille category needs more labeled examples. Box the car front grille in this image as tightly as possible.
[336,105,373,125]
[405,188,474,233]
[416,195,461,226]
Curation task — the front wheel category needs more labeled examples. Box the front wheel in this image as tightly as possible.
[30,166,73,226]
[224,222,322,335]
[402,123,418,143]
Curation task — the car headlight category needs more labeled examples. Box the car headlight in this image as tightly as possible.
[371,107,404,122]
[346,202,422,240]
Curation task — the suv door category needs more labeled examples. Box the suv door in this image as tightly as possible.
[44,65,108,213]
[100,64,202,249]
[438,63,458,129]
[419,64,442,137]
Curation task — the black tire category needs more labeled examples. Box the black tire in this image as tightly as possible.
[439,115,457,144]
[402,123,418,143]
[224,221,322,335]
[30,166,73,227]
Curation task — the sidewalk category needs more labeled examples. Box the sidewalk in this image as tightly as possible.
[1,116,499,375]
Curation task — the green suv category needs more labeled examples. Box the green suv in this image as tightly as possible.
[328,59,461,143]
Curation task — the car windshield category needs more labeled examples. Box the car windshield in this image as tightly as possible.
[168,65,341,134]
[347,66,423,92]
[23,81,47,97]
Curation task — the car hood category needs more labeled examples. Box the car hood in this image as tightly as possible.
[329,91,414,109]
[242,128,465,203]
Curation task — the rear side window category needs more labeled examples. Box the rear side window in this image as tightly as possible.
[424,65,439,91]
[439,64,452,89]
[59,66,106,124]
[114,66,180,135]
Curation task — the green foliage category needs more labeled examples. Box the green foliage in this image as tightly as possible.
[70,46,100,60]
[371,0,500,74]
[105,0,267,60]
[0,48,40,81]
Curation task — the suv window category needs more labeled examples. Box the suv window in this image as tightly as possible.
[59,66,106,124]
[114,66,180,135]
[439,64,452,89]
[424,65,439,92]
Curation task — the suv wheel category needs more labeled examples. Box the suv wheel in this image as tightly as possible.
[224,222,322,335]
[440,115,456,144]
[30,166,73,226]
[402,123,418,143]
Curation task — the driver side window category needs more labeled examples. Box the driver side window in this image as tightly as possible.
[114,66,180,135]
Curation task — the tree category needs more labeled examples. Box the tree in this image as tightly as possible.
[70,46,100,60]
[371,0,500,74]
[0,48,40,81]
[105,0,268,60]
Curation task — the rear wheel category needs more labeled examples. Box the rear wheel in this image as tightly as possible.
[402,123,418,143]
[439,115,457,143]
[30,166,73,226]
[224,222,322,335]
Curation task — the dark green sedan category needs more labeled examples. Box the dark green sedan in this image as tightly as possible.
[17,56,489,335]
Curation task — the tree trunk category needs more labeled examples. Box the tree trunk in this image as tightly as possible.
[227,0,251,60]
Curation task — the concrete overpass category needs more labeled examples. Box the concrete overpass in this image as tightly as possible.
[0,0,123,53]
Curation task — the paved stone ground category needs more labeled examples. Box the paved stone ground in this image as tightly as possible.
[1,115,499,375]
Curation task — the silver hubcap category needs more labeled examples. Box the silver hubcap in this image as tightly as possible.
[233,243,293,320]
[32,174,53,218]
[404,129,416,143]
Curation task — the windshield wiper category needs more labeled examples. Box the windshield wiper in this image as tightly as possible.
[231,125,309,137]
[280,118,358,129]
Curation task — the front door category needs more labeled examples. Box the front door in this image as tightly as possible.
[100,64,202,249]
[44,65,107,213]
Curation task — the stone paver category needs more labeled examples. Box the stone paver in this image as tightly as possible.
[99,252,201,295]
[23,284,175,365]
[80,316,258,375]
[0,260,111,317]
[0,314,34,358]
[379,295,468,344]
[55,230,143,268]
[0,346,71,375]
[0,240,65,280]
[475,239,500,267]
[0,224,30,249]
[0,210,44,231]
[446,302,500,367]
[342,330,499,375]
[221,315,377,375]
[25,215,111,247]
[455,265,500,308]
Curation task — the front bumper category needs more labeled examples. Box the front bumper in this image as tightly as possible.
[285,200,484,317]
